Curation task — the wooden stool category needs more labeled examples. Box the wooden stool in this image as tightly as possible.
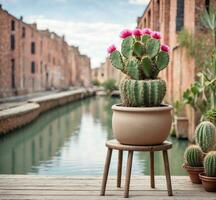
[100,139,173,198]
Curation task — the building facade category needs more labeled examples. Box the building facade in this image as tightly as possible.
[91,58,122,85]
[0,5,91,98]
[137,0,216,139]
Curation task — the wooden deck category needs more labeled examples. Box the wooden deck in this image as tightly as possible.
[0,175,215,200]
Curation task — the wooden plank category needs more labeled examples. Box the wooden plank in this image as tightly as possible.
[0,175,188,179]
[1,196,216,200]
[0,175,213,200]
[0,190,212,196]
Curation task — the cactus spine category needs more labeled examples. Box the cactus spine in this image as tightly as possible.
[195,121,216,153]
[120,79,166,107]
[184,145,203,167]
[204,151,216,177]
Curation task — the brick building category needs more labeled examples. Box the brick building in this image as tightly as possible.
[137,0,216,139]
[0,5,92,98]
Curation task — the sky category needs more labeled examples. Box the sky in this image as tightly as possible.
[0,0,150,68]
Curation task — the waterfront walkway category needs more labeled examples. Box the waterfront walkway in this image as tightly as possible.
[0,175,214,200]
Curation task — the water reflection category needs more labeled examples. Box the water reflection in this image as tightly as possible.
[0,97,188,175]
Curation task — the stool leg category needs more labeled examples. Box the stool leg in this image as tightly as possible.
[100,148,112,196]
[162,150,173,196]
[150,151,155,188]
[117,150,123,188]
[124,151,133,198]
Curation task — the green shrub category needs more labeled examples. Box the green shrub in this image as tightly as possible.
[102,79,117,95]
[91,79,100,86]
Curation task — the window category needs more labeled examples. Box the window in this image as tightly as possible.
[11,59,15,88]
[31,61,35,73]
[176,0,184,32]
[31,42,36,54]
[148,10,151,28]
[11,20,15,31]
[205,0,210,12]
[10,35,15,50]
[22,27,26,38]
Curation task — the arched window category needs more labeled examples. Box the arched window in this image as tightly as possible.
[176,0,184,32]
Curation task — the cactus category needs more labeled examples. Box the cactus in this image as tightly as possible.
[146,39,160,58]
[133,42,144,58]
[110,51,124,71]
[126,59,139,80]
[184,145,203,167]
[195,121,216,153]
[121,36,134,58]
[156,51,169,71]
[141,34,151,43]
[108,28,170,107]
[141,56,152,78]
[204,151,216,177]
[120,79,166,107]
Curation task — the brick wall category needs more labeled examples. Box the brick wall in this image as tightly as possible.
[0,6,92,97]
[137,0,215,139]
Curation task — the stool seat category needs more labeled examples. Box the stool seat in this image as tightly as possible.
[106,139,172,151]
[101,139,173,198]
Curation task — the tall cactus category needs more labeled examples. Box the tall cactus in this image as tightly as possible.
[184,145,203,167]
[204,151,216,177]
[108,28,170,107]
[195,121,216,153]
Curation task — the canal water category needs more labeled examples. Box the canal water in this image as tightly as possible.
[0,97,188,175]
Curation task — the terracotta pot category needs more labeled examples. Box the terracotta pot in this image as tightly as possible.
[199,173,216,192]
[183,164,204,184]
[175,116,189,139]
[112,104,173,145]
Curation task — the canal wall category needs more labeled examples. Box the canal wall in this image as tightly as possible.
[0,89,94,135]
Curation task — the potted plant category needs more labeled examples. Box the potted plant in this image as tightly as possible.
[183,121,216,183]
[195,121,216,154]
[107,28,172,145]
[173,100,189,139]
[183,145,204,184]
[199,151,216,192]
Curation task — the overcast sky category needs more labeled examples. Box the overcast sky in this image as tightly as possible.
[0,0,150,68]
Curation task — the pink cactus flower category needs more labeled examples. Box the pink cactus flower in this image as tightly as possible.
[142,28,152,35]
[120,29,132,39]
[151,31,161,40]
[107,44,117,54]
[133,28,142,36]
[160,44,169,52]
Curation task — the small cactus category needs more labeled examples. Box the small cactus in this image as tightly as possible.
[119,79,166,107]
[184,145,203,167]
[195,121,216,153]
[204,151,216,177]
[108,28,170,107]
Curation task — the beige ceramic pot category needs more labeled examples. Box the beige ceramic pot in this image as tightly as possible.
[175,116,189,139]
[112,104,173,145]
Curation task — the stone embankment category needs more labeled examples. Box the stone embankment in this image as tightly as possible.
[0,89,95,135]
